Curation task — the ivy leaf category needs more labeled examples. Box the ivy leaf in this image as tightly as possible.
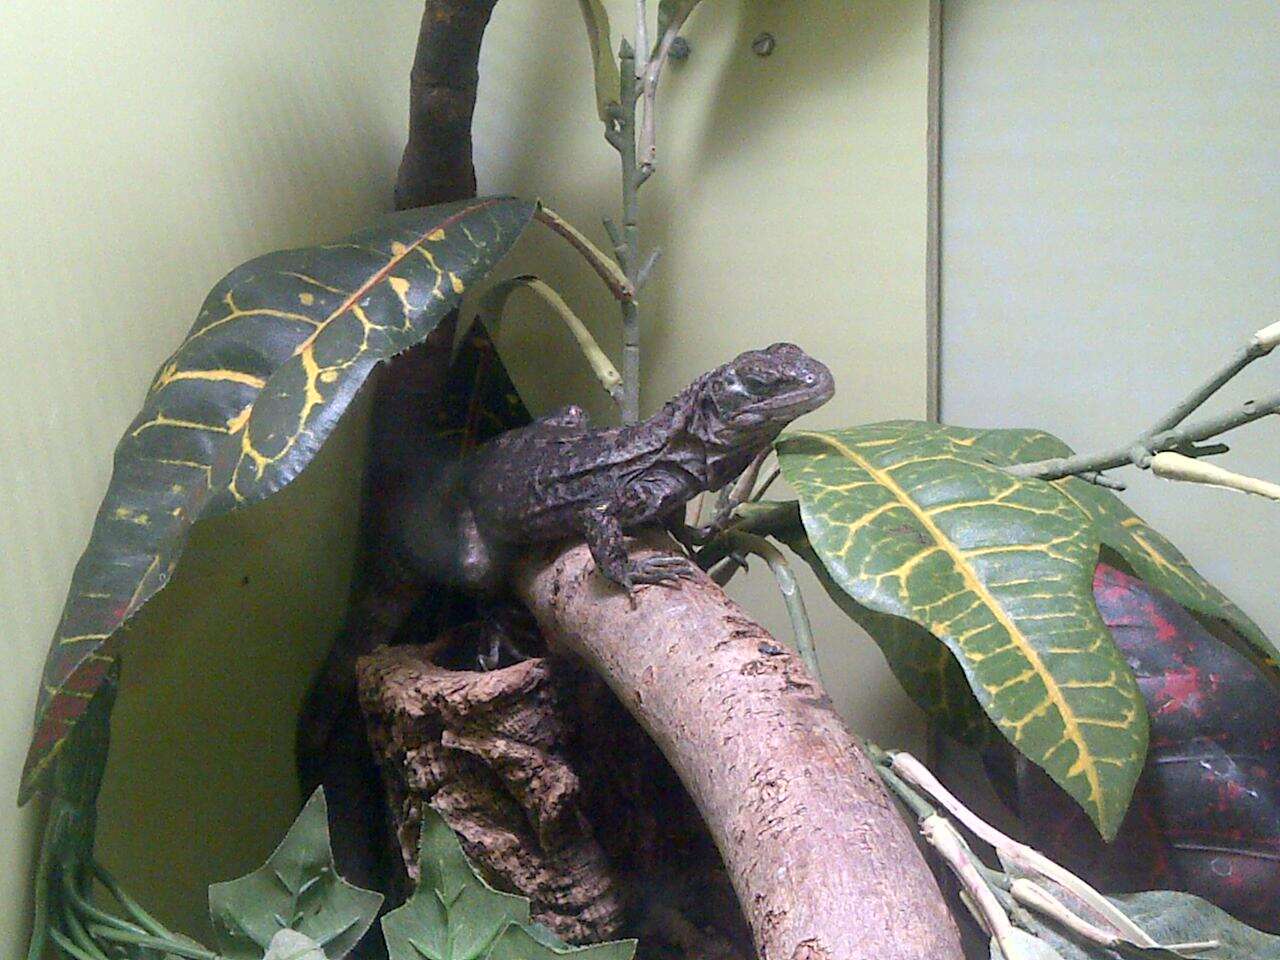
[381,807,530,960]
[264,930,327,960]
[20,196,536,803]
[777,422,1148,839]
[576,0,621,121]
[381,807,634,960]
[209,787,383,960]
[485,924,636,960]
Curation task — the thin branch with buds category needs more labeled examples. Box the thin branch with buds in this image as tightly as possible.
[1009,323,1280,494]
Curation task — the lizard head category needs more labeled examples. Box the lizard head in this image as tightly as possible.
[693,342,834,448]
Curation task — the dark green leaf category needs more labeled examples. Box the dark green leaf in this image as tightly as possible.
[990,929,1069,959]
[777,422,1147,838]
[208,788,383,959]
[485,925,635,960]
[968,430,1278,670]
[576,0,621,121]
[381,808,634,960]
[21,197,536,803]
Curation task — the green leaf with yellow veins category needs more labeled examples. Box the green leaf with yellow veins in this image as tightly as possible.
[777,421,1147,839]
[970,429,1277,670]
[20,197,536,804]
[776,529,993,746]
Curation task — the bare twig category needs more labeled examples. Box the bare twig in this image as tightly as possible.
[1151,451,1280,501]
[884,751,1159,947]
[533,206,635,302]
[1009,323,1280,485]
[637,1,698,179]
[1148,319,1280,434]
[1008,389,1280,481]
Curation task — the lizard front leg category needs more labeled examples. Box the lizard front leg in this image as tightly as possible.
[582,501,694,592]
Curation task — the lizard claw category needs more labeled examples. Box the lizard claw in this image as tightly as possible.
[625,554,699,590]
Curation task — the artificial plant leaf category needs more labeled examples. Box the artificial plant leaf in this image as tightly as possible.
[576,0,621,121]
[1008,887,1280,959]
[20,197,536,803]
[970,429,1277,669]
[264,929,327,960]
[209,787,383,960]
[990,929,1068,960]
[777,529,992,746]
[485,924,635,960]
[776,422,1148,838]
[381,808,636,960]
[381,807,530,960]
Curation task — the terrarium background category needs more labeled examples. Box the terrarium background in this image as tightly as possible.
[2,0,1276,952]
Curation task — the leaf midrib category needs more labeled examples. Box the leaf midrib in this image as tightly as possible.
[792,430,1108,815]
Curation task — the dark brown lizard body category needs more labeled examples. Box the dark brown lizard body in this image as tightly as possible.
[394,342,834,592]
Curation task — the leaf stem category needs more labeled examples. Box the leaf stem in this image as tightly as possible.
[90,858,175,940]
[717,531,821,678]
[473,275,623,403]
[533,205,635,303]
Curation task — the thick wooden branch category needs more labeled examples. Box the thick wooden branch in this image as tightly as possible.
[395,0,501,210]
[515,534,964,960]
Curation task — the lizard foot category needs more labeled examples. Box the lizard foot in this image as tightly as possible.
[621,554,699,593]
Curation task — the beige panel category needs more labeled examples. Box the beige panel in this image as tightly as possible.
[0,1,420,945]
[940,0,1280,639]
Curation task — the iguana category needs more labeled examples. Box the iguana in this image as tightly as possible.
[393,341,835,593]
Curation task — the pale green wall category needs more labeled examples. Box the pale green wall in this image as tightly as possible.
[939,0,1280,639]
[0,2,421,949]
[1,0,933,950]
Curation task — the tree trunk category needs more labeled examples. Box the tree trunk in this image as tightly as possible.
[516,534,965,960]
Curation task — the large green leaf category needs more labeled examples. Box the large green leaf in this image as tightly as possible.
[209,787,384,959]
[970,430,1277,668]
[381,808,634,960]
[777,422,1148,838]
[20,197,536,803]
[777,529,992,746]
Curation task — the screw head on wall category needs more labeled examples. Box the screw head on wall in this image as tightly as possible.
[751,32,776,57]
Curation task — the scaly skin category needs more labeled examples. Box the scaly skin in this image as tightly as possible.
[396,342,835,592]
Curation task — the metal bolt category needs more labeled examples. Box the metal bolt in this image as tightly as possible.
[669,36,691,61]
[751,32,776,57]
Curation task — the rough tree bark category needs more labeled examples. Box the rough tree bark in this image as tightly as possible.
[516,535,965,960]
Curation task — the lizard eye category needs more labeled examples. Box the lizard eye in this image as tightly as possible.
[720,368,750,398]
